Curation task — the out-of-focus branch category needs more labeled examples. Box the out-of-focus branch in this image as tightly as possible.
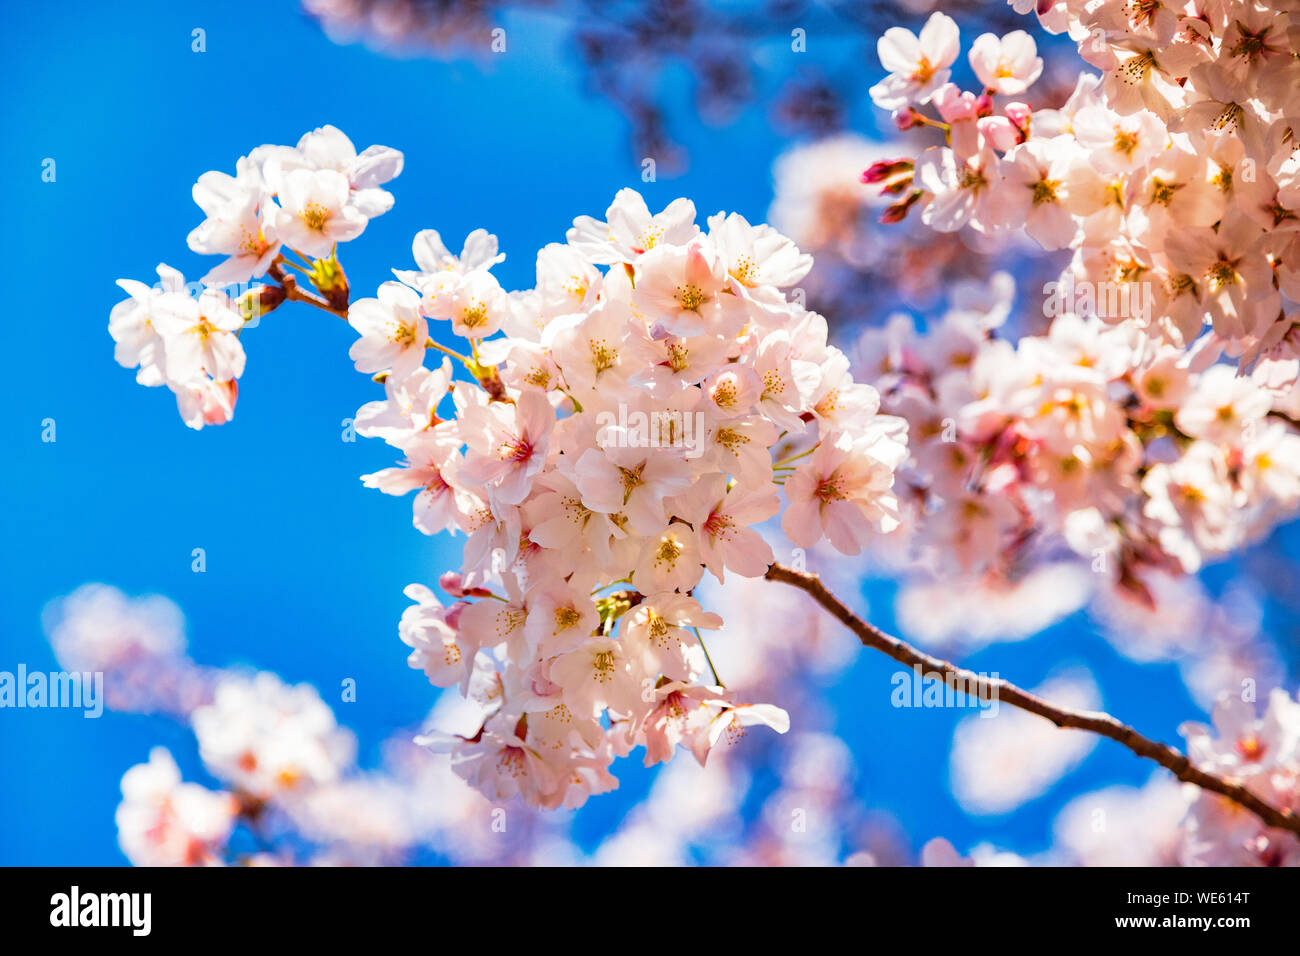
[764,562,1300,838]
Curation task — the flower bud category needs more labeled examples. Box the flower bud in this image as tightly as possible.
[308,252,350,312]
[893,108,920,130]
[236,284,286,324]
[880,190,923,224]
[861,159,913,184]
[439,571,493,599]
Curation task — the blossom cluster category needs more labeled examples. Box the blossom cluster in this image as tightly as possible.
[109,126,402,428]
[1178,688,1300,865]
[357,188,909,808]
[107,130,912,810]
[102,96,1299,857]
[122,670,378,866]
[49,576,1300,865]
[49,576,890,866]
[867,3,1300,381]
[44,583,207,715]
[859,288,1300,609]
[45,586,383,865]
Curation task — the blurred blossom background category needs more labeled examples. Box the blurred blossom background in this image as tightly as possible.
[1,0,1297,865]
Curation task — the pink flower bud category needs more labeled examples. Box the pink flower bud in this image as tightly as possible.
[439,571,468,596]
[894,108,919,131]
[1004,102,1032,128]
[861,159,913,184]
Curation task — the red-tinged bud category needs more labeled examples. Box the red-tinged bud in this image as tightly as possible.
[439,571,468,596]
[894,108,920,130]
[860,159,913,184]
[879,204,908,225]
[439,571,493,599]
[237,284,286,324]
[1004,102,1031,128]
[880,190,923,225]
[880,175,915,196]
[975,92,995,118]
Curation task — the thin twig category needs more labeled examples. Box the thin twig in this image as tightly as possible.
[764,562,1300,838]
[268,260,349,319]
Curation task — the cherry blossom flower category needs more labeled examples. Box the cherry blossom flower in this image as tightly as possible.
[782,427,908,554]
[869,12,962,111]
[1178,689,1300,866]
[109,264,185,388]
[116,748,237,867]
[999,138,1079,249]
[458,389,555,505]
[191,672,356,799]
[347,281,428,379]
[186,179,281,286]
[669,474,779,582]
[399,584,472,690]
[275,124,403,219]
[915,146,1008,234]
[393,228,505,291]
[968,30,1043,96]
[275,167,368,258]
[635,237,749,338]
[150,283,246,384]
[568,188,698,263]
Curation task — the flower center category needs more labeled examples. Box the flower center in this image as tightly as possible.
[589,338,619,373]
[1206,258,1239,290]
[910,55,936,85]
[591,650,616,682]
[730,255,759,286]
[1113,129,1139,157]
[554,607,581,632]
[1212,103,1243,134]
[1119,51,1156,85]
[498,435,533,462]
[675,284,707,312]
[299,200,330,232]
[815,475,846,502]
[1031,178,1061,205]
[459,300,489,329]
[653,536,682,567]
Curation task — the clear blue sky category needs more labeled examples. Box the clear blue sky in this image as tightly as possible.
[0,0,1292,865]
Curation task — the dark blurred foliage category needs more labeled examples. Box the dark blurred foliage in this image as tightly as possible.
[303,0,1030,174]
[302,0,1084,332]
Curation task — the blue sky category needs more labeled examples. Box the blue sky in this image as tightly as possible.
[0,0,1293,865]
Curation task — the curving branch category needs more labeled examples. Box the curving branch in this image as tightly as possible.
[764,562,1300,838]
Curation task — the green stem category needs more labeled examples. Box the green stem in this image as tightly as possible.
[694,627,724,689]
[426,338,472,365]
[772,443,819,469]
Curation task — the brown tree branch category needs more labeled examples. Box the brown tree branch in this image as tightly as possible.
[764,562,1300,838]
